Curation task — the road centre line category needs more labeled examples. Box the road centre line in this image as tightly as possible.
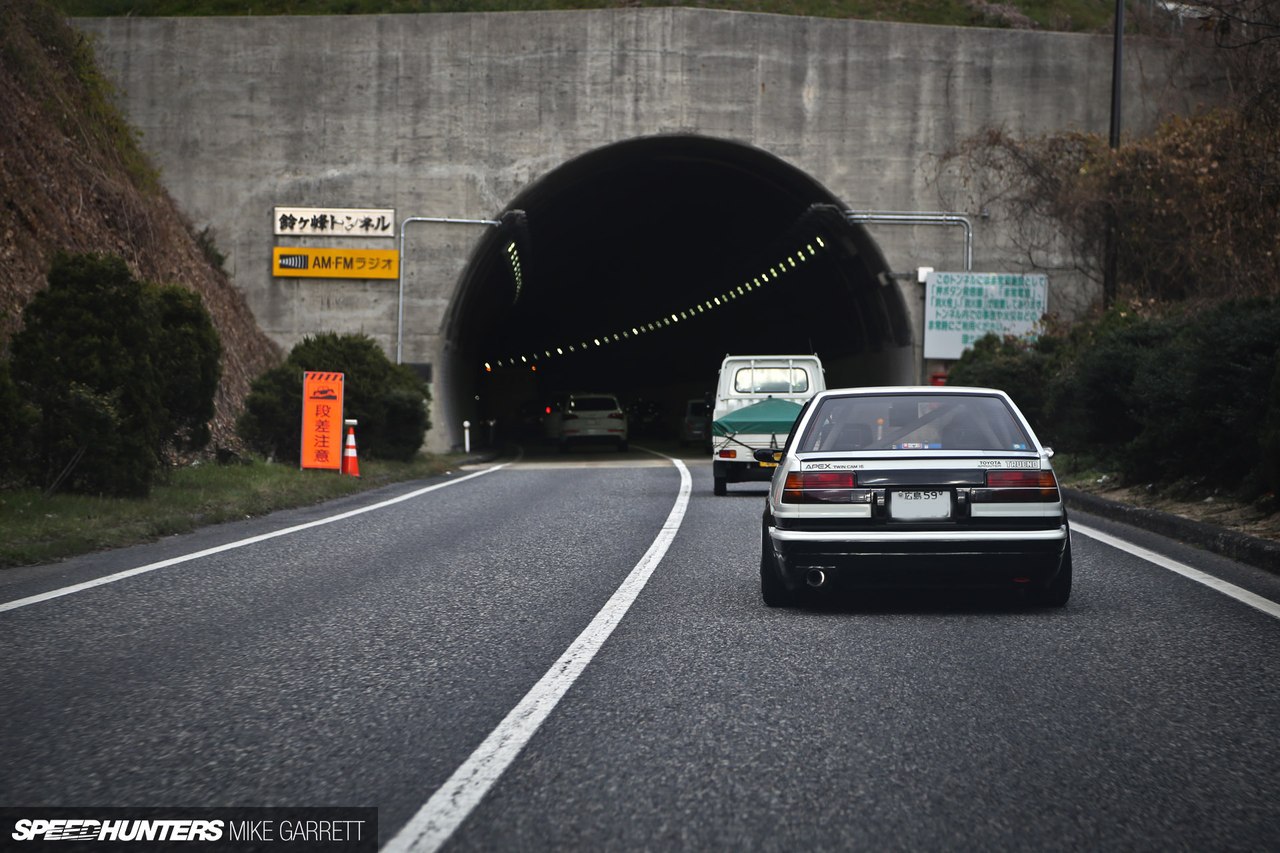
[0,462,511,614]
[1072,522,1280,621]
[382,452,692,853]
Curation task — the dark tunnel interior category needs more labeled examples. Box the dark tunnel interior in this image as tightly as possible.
[445,135,914,442]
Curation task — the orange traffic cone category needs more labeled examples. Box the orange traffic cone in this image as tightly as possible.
[342,426,360,477]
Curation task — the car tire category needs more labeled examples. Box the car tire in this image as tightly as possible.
[713,476,727,496]
[558,440,569,454]
[1036,541,1072,607]
[618,439,629,452]
[760,517,792,607]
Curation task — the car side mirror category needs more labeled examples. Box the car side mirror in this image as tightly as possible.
[754,448,782,463]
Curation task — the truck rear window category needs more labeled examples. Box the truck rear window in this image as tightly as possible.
[734,367,810,394]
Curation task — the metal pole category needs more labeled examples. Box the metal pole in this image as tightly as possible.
[396,215,500,364]
[1103,0,1125,307]
[844,210,974,271]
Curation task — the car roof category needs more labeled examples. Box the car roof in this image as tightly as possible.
[814,385,1012,399]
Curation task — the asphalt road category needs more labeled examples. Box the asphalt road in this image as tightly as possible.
[2,445,1279,852]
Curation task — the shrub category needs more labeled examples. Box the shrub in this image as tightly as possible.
[10,253,164,496]
[946,333,1056,438]
[1125,300,1280,494]
[8,252,222,497]
[238,332,430,464]
[0,359,38,488]
[147,282,222,452]
[1262,358,1280,496]
[943,300,1280,498]
[1043,309,1179,461]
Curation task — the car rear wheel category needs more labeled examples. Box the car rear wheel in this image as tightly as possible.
[618,439,629,452]
[713,475,727,496]
[1036,541,1072,607]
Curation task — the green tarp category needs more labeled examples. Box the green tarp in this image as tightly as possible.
[712,397,804,437]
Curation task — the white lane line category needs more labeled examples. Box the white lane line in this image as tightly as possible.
[382,454,692,853]
[1072,522,1280,620]
[0,463,511,614]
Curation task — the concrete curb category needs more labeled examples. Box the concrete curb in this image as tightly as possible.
[1063,488,1280,576]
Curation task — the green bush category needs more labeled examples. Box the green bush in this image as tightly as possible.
[1125,300,1280,493]
[238,332,430,464]
[1043,310,1180,461]
[147,282,222,452]
[8,252,222,497]
[945,333,1056,438]
[947,300,1280,498]
[10,253,164,496]
[0,359,38,488]
[1262,358,1280,496]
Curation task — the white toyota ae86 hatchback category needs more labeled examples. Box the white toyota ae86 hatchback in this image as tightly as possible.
[758,386,1071,607]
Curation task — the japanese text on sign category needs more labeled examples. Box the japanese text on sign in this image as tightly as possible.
[274,207,395,237]
[923,272,1048,360]
[272,247,399,280]
[301,371,345,471]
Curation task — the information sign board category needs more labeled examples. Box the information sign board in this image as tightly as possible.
[924,272,1048,359]
[301,371,345,471]
[273,247,399,280]
[274,207,395,237]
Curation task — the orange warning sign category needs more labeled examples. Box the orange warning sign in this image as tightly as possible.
[301,371,345,470]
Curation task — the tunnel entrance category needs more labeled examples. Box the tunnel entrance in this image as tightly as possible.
[443,135,914,446]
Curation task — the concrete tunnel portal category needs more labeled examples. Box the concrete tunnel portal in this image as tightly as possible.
[442,136,915,445]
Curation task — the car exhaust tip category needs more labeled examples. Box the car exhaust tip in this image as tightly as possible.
[806,569,827,588]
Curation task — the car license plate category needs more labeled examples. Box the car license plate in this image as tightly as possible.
[891,489,950,519]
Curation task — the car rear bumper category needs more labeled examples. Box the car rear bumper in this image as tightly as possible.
[768,526,1069,589]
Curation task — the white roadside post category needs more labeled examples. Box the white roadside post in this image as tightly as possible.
[463,420,471,454]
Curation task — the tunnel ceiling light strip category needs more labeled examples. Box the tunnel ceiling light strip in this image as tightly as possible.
[484,235,826,371]
[506,242,524,303]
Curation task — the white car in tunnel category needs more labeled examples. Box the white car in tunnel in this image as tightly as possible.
[758,386,1071,607]
[544,393,629,452]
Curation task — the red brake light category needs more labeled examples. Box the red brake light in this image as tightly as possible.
[782,471,860,503]
[984,469,1059,501]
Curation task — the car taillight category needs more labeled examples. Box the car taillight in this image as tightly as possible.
[984,469,1060,501]
[718,449,737,459]
[782,471,862,503]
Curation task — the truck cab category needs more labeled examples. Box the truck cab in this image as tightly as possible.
[711,355,825,495]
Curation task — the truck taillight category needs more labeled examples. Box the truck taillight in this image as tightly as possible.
[782,471,861,503]
[718,449,737,459]
[984,469,1060,501]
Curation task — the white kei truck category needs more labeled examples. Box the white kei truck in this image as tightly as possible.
[710,354,826,496]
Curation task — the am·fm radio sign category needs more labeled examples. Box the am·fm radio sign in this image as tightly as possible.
[301,372,345,471]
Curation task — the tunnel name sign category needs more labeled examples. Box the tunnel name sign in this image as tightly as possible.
[274,206,395,237]
[273,247,399,280]
[301,371,345,471]
[924,272,1048,359]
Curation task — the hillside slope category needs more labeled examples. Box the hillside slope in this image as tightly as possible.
[0,0,280,448]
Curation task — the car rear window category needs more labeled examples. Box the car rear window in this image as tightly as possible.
[733,367,810,394]
[570,396,619,412]
[797,393,1033,453]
